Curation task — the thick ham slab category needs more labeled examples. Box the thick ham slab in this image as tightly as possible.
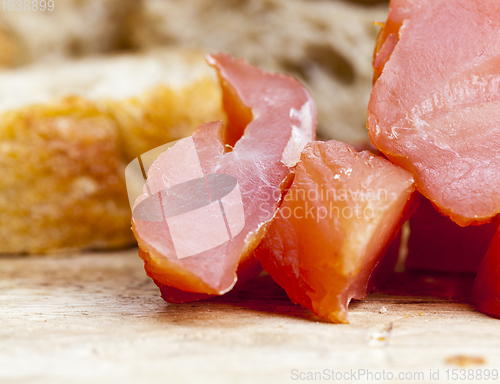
[406,196,499,273]
[473,227,500,318]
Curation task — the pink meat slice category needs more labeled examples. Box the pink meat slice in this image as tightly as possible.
[368,0,500,226]
[132,53,316,302]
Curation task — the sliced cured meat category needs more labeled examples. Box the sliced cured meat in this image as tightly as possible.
[368,0,500,226]
[472,227,500,318]
[253,141,417,323]
[406,196,499,273]
[131,53,316,302]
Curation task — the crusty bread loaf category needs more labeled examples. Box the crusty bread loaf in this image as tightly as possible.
[0,49,224,254]
[127,0,388,144]
[0,97,132,254]
[0,0,137,66]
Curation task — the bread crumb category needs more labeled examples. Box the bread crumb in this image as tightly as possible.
[368,322,392,348]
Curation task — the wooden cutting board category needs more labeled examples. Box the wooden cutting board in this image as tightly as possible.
[1,248,499,384]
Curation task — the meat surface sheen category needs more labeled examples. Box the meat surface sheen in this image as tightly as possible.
[368,0,500,226]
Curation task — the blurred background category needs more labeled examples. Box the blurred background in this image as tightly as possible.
[0,0,389,144]
[0,0,390,254]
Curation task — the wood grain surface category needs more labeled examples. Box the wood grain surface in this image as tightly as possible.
[1,249,499,384]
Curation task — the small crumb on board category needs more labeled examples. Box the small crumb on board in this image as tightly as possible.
[445,355,486,367]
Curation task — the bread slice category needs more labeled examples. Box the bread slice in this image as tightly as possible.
[0,49,224,254]
[127,0,388,144]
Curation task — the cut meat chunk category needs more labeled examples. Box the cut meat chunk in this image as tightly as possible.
[253,141,416,323]
[132,53,316,302]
